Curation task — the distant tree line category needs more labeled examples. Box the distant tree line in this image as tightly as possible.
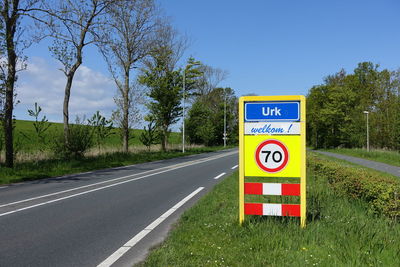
[307,62,400,150]
[0,0,237,168]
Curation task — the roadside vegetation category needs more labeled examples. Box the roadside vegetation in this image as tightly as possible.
[140,152,400,266]
[307,62,400,151]
[0,146,234,185]
[321,148,400,167]
[0,0,238,170]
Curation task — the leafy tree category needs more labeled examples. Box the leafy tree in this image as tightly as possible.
[138,47,182,151]
[36,0,115,146]
[25,102,52,149]
[88,111,114,150]
[0,0,39,167]
[186,87,238,146]
[185,101,214,146]
[139,118,159,151]
[307,62,400,150]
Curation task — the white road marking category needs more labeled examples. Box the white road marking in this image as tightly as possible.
[0,151,237,216]
[231,165,238,170]
[97,187,204,267]
[0,186,8,189]
[213,172,226,180]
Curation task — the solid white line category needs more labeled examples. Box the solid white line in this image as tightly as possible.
[0,151,236,209]
[0,152,236,217]
[97,187,204,267]
[0,186,8,189]
[231,165,238,170]
[213,172,226,180]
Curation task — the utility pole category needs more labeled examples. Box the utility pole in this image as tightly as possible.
[363,111,369,152]
[182,70,186,153]
[223,88,227,147]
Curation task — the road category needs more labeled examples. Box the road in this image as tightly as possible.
[0,149,238,267]
[312,150,400,177]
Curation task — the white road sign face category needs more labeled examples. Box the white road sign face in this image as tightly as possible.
[244,122,300,135]
[255,140,289,173]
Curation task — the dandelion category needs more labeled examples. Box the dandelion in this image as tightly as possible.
[302,247,307,251]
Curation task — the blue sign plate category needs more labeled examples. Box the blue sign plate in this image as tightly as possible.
[245,102,300,122]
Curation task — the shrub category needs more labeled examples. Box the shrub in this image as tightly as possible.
[308,153,400,219]
[52,118,93,159]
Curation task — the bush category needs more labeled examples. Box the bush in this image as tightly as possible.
[52,120,93,159]
[308,153,400,219]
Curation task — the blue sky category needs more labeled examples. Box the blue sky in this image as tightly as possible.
[15,0,400,123]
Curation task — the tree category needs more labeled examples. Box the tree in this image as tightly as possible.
[88,110,113,150]
[139,118,159,151]
[196,65,228,97]
[37,0,115,146]
[185,101,214,145]
[0,0,39,167]
[307,62,400,150]
[98,0,159,152]
[186,87,238,146]
[138,47,182,151]
[25,102,52,149]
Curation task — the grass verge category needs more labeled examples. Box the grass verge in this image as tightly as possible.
[308,153,400,218]
[140,153,400,266]
[322,148,400,167]
[0,146,234,185]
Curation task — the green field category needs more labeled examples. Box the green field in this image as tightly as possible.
[140,152,400,266]
[321,148,400,167]
[12,120,181,152]
[0,120,234,185]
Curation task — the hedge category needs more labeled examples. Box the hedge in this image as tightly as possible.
[308,153,400,219]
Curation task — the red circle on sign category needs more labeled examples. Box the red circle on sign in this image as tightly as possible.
[255,140,289,173]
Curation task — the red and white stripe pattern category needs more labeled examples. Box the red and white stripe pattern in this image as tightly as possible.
[244,183,300,196]
[244,203,300,217]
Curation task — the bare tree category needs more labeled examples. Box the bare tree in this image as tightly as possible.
[196,65,228,97]
[36,0,115,146]
[111,81,143,147]
[142,22,188,73]
[0,0,39,168]
[98,0,158,152]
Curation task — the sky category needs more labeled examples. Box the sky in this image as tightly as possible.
[14,0,400,125]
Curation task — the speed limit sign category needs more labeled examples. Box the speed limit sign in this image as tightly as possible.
[255,140,289,173]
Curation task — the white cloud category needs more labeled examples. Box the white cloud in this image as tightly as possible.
[14,57,116,122]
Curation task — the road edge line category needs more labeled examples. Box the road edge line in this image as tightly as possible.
[97,187,204,267]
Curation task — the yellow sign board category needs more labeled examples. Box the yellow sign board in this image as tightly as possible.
[239,95,306,227]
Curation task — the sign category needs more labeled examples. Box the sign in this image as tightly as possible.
[245,102,300,122]
[245,122,300,135]
[255,139,289,173]
[239,95,306,228]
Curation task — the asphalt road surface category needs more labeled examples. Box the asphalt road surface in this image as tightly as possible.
[0,149,238,267]
[312,150,400,177]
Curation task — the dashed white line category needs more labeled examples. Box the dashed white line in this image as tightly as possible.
[213,172,226,180]
[97,187,204,267]
[231,165,238,170]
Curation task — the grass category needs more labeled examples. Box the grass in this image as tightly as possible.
[0,146,234,185]
[321,148,400,167]
[12,120,181,152]
[139,152,400,267]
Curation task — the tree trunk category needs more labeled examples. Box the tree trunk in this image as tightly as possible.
[122,72,130,153]
[63,73,74,145]
[161,125,168,152]
[3,2,18,168]
[4,68,15,168]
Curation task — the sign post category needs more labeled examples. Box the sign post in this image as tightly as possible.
[239,95,306,227]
